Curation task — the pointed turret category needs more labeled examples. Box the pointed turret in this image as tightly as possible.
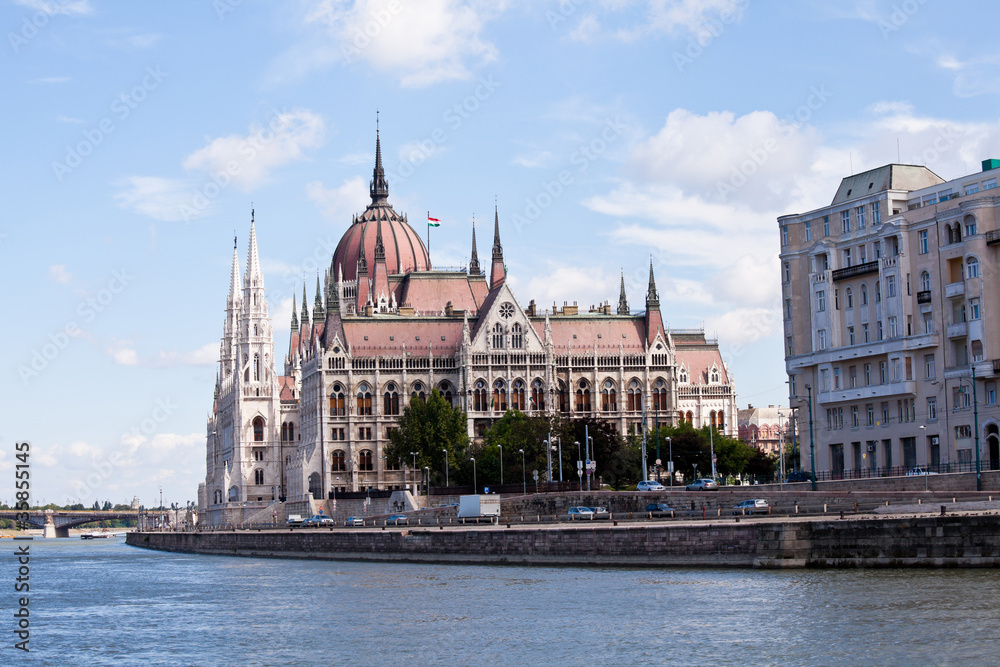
[469,218,481,275]
[290,292,299,332]
[617,270,630,315]
[371,218,390,305]
[313,274,325,321]
[644,258,664,344]
[645,259,659,309]
[369,118,389,206]
[245,209,263,290]
[300,284,310,328]
[490,204,505,289]
[228,241,242,308]
[356,242,371,310]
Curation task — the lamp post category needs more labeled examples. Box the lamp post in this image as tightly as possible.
[574,441,582,491]
[654,407,661,482]
[587,436,594,491]
[410,452,418,494]
[557,437,563,482]
[442,448,449,488]
[470,457,477,493]
[545,434,552,485]
[806,384,816,491]
[497,444,504,485]
[958,367,983,491]
[519,449,526,495]
[424,466,430,497]
[666,436,673,488]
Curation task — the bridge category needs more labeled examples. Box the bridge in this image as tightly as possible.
[0,510,140,538]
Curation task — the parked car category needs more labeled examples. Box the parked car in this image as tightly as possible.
[686,478,720,491]
[302,514,335,527]
[568,506,595,517]
[785,470,814,483]
[906,467,939,476]
[285,514,304,527]
[732,499,769,514]
[590,506,610,519]
[645,503,674,517]
[345,516,365,526]
[387,514,408,525]
[636,480,666,491]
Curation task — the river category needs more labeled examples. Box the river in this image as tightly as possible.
[10,536,1000,665]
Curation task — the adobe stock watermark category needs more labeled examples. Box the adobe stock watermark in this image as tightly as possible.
[905,124,961,167]
[67,397,178,505]
[714,85,832,202]
[7,0,81,54]
[383,74,500,186]
[511,116,626,233]
[545,0,583,30]
[673,0,749,72]
[51,66,168,182]
[877,0,928,39]
[339,0,402,63]
[17,269,134,385]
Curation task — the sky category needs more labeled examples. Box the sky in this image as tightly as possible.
[3,0,1000,507]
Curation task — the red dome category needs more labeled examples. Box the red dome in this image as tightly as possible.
[332,205,430,281]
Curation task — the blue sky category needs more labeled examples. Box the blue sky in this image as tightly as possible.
[3,0,1000,507]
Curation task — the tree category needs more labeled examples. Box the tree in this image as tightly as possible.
[385,388,470,485]
[483,410,552,487]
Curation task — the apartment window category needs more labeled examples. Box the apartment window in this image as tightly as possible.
[927,397,937,420]
[965,183,980,195]
[835,288,840,310]
[965,218,977,236]
[789,375,797,397]
[834,367,841,390]
[842,210,851,233]
[786,336,794,356]
[953,387,970,410]
[970,297,981,320]
[849,365,857,388]
[881,402,890,426]
[918,230,928,254]
[877,320,884,341]
[879,361,887,384]
[847,326,855,345]
[863,323,870,343]
[783,262,790,283]
[858,244,867,263]
[860,283,868,305]
[852,406,859,428]
[891,357,900,381]
[924,354,935,379]
[838,408,844,429]
[826,409,833,430]
[922,312,933,334]
[875,241,882,259]
[856,206,866,228]
[986,382,997,406]
[821,368,830,391]
[816,290,826,312]
[871,202,881,225]
[781,226,789,246]
[920,271,931,292]
[967,257,979,279]
[886,275,896,297]
[984,178,997,190]
[805,220,812,241]
[875,281,881,302]
[867,404,875,427]
[843,248,852,267]
[846,288,854,309]
[817,329,827,350]
[823,215,830,236]
[785,298,792,319]
[888,316,898,338]
[864,363,871,386]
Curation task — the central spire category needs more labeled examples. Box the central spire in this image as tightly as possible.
[370,114,389,205]
[490,203,505,289]
[617,270,630,315]
[469,216,481,275]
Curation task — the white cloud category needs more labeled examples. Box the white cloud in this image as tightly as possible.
[183,110,326,190]
[150,342,219,367]
[49,264,72,285]
[566,15,601,43]
[511,150,555,169]
[32,76,70,84]
[704,306,781,348]
[106,339,139,366]
[306,176,369,220]
[113,176,199,222]
[14,0,92,15]
[56,115,84,124]
[300,0,501,87]
[515,264,614,310]
[570,0,747,43]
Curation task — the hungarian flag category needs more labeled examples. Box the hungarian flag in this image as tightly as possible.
[427,215,441,227]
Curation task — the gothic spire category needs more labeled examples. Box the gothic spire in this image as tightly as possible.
[313,273,325,320]
[645,258,659,309]
[245,209,263,289]
[491,203,502,258]
[490,203,506,289]
[369,116,389,205]
[228,240,242,308]
[617,270,630,315]
[469,217,481,275]
[300,284,310,327]
[290,292,298,332]
[374,217,386,262]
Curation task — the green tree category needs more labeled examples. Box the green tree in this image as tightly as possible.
[385,388,470,485]
[483,410,553,488]
[745,447,778,482]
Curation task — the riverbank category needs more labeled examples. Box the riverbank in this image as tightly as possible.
[128,513,1000,568]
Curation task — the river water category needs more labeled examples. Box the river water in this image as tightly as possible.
[9,537,1000,665]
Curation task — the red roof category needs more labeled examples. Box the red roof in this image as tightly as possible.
[532,316,647,353]
[676,347,729,384]
[398,272,488,314]
[343,319,463,357]
[332,208,429,282]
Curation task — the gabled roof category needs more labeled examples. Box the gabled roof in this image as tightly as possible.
[342,319,463,357]
[398,271,488,314]
[533,316,647,353]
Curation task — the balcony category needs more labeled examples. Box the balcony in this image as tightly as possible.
[944,281,965,298]
[817,381,917,405]
[947,322,968,338]
[831,260,879,282]
[986,229,1000,246]
[811,270,828,284]
[994,359,1000,375]
[917,290,932,304]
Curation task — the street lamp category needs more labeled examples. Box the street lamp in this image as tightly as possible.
[544,434,552,485]
[574,441,582,491]
[497,444,504,485]
[442,448,449,487]
[805,385,817,491]
[410,452,418,494]
[957,367,982,491]
[424,466,430,497]
[665,436,672,487]
[519,449,526,495]
[470,457,477,493]
[587,436,594,492]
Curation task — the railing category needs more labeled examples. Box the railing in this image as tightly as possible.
[985,229,1000,245]
[831,261,879,281]
[994,358,1000,375]
[917,290,932,304]
[815,461,982,481]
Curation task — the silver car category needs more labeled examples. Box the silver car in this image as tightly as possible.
[686,478,720,491]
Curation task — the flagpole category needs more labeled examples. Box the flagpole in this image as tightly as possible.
[427,210,431,258]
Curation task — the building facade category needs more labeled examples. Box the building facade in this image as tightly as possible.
[200,131,737,523]
[737,404,792,456]
[779,160,1000,478]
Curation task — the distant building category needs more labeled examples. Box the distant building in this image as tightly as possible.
[737,404,792,455]
[200,129,738,525]
[779,160,1000,477]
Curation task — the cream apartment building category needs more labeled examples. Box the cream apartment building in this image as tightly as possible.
[779,161,1000,478]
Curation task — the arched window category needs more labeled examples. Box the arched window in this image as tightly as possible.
[254,469,264,485]
[511,379,525,410]
[920,271,931,292]
[653,378,668,411]
[493,379,508,412]
[357,383,372,415]
[860,283,868,305]
[281,423,288,441]
[710,368,720,383]
[307,473,321,498]
[253,353,260,381]
[972,339,984,362]
[558,380,568,413]
[601,380,617,411]
[439,382,454,406]
[473,380,487,411]
[511,323,523,349]
[330,384,346,416]
[331,450,346,472]
[229,486,240,501]
[253,417,264,442]
[678,368,688,383]
[492,322,505,349]
[845,287,853,309]
[627,379,642,412]
[383,383,400,415]
[965,214,977,237]
[718,411,725,430]
[531,379,545,411]
[686,411,694,425]
[967,256,980,279]
[410,382,426,403]
[288,423,294,441]
[710,410,717,428]
[359,450,374,471]
[677,410,685,424]
[575,380,591,412]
